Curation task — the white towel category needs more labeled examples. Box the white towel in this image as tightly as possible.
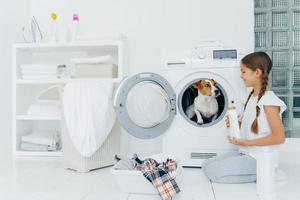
[21,130,60,147]
[21,70,57,75]
[20,142,55,151]
[63,79,115,157]
[70,55,113,64]
[20,64,58,71]
[22,75,57,80]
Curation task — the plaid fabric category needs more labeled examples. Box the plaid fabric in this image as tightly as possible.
[134,158,180,200]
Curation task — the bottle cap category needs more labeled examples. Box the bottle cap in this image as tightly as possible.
[228,100,236,109]
[73,14,79,21]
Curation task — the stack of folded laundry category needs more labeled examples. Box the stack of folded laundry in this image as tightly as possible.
[70,55,117,78]
[20,64,58,80]
[27,100,61,117]
[20,130,61,151]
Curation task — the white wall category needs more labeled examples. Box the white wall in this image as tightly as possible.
[0,0,31,154]
[31,0,254,156]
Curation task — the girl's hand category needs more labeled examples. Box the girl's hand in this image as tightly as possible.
[227,136,249,146]
[225,115,230,128]
[225,114,241,128]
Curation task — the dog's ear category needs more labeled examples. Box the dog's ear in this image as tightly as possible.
[193,80,202,88]
[210,79,216,85]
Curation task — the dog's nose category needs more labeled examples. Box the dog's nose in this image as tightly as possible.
[214,90,220,96]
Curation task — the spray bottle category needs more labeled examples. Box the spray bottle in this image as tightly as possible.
[227,100,240,138]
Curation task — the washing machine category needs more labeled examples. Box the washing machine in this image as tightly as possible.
[114,47,247,167]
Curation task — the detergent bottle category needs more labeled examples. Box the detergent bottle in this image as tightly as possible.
[70,14,79,41]
[227,101,240,138]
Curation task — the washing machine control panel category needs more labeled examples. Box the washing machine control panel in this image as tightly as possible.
[191,47,238,61]
[213,49,237,59]
[163,46,242,69]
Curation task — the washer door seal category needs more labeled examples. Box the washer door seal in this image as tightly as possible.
[114,72,176,139]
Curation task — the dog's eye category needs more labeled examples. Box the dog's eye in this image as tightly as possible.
[205,83,210,87]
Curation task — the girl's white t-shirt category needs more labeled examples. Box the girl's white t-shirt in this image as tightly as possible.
[239,91,287,155]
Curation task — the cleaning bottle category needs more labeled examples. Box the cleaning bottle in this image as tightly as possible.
[50,12,58,42]
[70,14,79,41]
[227,100,240,138]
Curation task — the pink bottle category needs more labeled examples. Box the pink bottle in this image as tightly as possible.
[70,14,79,41]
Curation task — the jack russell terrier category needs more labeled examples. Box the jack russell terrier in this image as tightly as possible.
[185,79,220,124]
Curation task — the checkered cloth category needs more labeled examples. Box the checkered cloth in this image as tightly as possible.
[134,157,180,200]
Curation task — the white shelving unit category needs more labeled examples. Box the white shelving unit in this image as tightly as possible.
[12,40,125,156]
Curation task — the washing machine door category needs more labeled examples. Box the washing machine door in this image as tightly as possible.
[114,72,176,139]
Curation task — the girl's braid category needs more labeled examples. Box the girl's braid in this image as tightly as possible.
[251,70,268,133]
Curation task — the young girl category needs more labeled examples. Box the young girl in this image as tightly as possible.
[203,52,287,187]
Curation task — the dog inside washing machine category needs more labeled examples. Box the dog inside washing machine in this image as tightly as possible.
[183,79,224,125]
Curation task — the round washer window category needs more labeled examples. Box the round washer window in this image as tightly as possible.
[126,81,171,128]
[178,79,228,127]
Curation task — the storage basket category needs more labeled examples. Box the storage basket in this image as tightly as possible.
[62,117,121,173]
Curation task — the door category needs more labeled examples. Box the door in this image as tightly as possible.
[114,72,176,139]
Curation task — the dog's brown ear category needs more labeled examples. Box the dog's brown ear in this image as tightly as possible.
[193,80,202,88]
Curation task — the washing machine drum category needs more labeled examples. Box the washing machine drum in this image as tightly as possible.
[126,81,171,128]
[114,72,176,139]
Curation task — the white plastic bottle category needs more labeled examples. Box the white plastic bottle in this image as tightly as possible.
[70,14,79,41]
[227,101,241,138]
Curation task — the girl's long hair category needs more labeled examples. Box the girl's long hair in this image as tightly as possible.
[242,52,272,134]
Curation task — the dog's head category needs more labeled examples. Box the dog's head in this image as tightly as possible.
[193,79,220,97]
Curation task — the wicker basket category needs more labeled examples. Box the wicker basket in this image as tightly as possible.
[62,121,121,172]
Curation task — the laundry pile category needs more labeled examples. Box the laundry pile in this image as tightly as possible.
[20,64,58,80]
[114,154,180,200]
[20,130,61,151]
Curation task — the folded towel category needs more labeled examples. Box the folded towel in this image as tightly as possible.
[20,141,58,151]
[21,130,60,146]
[21,70,57,75]
[70,55,113,64]
[20,64,58,71]
[21,141,52,151]
[22,75,58,80]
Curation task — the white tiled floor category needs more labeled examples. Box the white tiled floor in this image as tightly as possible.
[0,151,299,200]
